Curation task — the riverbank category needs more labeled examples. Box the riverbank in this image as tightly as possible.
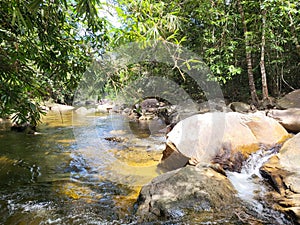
[1,90,300,224]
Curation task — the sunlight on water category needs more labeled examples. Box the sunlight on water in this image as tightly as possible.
[0,109,166,224]
[0,110,293,224]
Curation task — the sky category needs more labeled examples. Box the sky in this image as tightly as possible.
[99,0,122,28]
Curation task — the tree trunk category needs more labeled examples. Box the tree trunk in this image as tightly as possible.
[237,0,259,105]
[260,8,269,100]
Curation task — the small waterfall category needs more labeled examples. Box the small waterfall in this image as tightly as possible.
[227,146,277,206]
[226,145,291,224]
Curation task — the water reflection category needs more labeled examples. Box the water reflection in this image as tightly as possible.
[0,110,166,224]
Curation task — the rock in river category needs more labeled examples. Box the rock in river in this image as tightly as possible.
[135,165,245,223]
[135,164,287,223]
[260,133,300,224]
[159,112,290,172]
[267,108,300,133]
[277,89,300,109]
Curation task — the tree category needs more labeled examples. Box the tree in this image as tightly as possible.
[112,0,300,103]
[0,0,108,127]
[237,0,259,105]
[1,0,299,128]
[260,1,268,100]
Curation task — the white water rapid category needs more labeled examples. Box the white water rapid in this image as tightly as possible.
[227,146,277,206]
[226,145,292,224]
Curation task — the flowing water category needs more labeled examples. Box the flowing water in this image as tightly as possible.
[0,110,166,224]
[0,110,294,224]
[227,147,277,204]
[227,146,292,224]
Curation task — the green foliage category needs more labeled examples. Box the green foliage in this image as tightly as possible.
[1,0,299,127]
[110,0,299,100]
[0,0,108,126]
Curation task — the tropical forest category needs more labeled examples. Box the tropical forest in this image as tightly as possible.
[0,0,300,224]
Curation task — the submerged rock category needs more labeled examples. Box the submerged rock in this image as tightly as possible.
[260,133,300,224]
[159,112,289,172]
[267,108,300,133]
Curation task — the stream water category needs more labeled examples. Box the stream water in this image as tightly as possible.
[0,110,165,224]
[0,110,294,224]
[227,146,292,224]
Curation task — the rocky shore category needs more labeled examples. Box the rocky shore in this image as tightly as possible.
[2,89,300,224]
[129,90,300,224]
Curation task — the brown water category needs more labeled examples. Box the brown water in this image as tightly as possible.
[0,110,166,224]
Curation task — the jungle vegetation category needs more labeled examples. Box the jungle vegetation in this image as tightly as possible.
[0,0,299,126]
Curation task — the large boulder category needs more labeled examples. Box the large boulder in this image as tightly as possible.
[277,89,300,109]
[260,133,300,224]
[267,108,300,133]
[159,112,290,172]
[135,165,290,224]
[135,165,249,223]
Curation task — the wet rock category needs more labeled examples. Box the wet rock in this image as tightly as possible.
[138,113,157,120]
[128,111,139,121]
[135,165,244,222]
[267,108,300,133]
[277,89,300,109]
[228,102,251,113]
[135,165,277,223]
[260,133,300,224]
[159,112,289,172]
[132,99,164,121]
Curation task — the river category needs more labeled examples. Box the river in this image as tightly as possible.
[0,109,295,224]
[0,110,166,224]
